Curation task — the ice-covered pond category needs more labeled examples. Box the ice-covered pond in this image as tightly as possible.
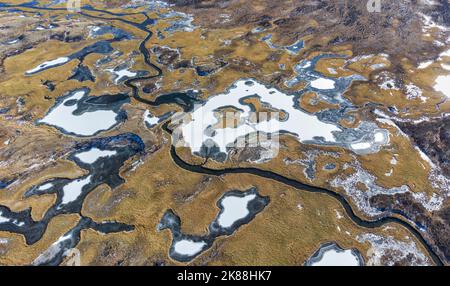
[38,88,129,137]
[173,239,208,257]
[216,193,257,229]
[75,148,117,164]
[158,188,269,262]
[26,57,70,74]
[305,243,363,266]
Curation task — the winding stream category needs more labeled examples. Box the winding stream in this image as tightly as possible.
[0,2,444,266]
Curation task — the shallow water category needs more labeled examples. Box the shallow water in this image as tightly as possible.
[68,64,95,82]
[0,179,14,189]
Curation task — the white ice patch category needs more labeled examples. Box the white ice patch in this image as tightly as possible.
[414,146,435,168]
[350,142,372,151]
[440,48,450,58]
[310,248,360,266]
[38,90,120,136]
[418,61,433,69]
[26,57,70,75]
[173,239,206,256]
[335,209,343,219]
[385,169,393,177]
[54,233,72,245]
[434,75,450,98]
[0,211,24,227]
[32,233,73,266]
[248,138,279,164]
[217,193,257,228]
[374,131,386,143]
[298,60,311,69]
[61,176,91,205]
[327,68,338,75]
[75,148,117,164]
[107,68,137,84]
[0,212,9,224]
[38,182,54,191]
[143,110,159,127]
[390,157,398,165]
[7,38,20,44]
[310,78,336,90]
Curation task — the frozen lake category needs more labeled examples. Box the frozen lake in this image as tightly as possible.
[178,79,341,154]
[434,75,450,98]
[176,78,389,158]
[60,176,92,205]
[26,57,70,75]
[75,148,117,164]
[38,89,128,137]
[217,193,257,228]
[173,239,207,257]
[305,243,363,266]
